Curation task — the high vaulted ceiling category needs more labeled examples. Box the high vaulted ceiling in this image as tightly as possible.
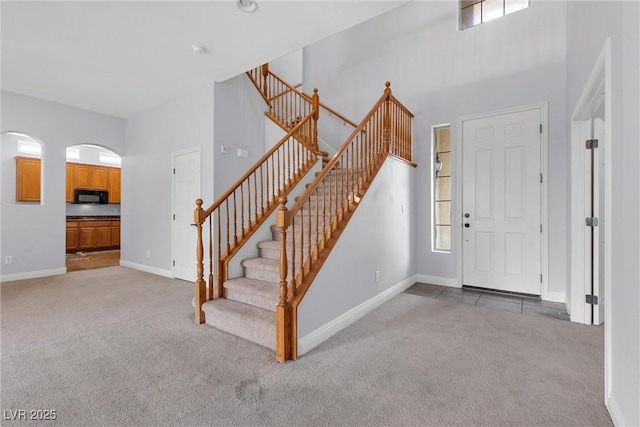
[1,1,409,119]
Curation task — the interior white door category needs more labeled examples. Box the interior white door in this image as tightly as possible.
[462,109,542,295]
[173,148,201,282]
[593,118,606,325]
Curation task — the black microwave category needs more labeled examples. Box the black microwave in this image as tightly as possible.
[74,189,108,204]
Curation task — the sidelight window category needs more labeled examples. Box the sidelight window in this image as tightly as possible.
[433,125,451,252]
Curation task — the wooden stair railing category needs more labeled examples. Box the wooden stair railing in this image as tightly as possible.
[274,82,415,361]
[247,64,358,148]
[192,112,322,324]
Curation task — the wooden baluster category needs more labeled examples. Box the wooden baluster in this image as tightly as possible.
[260,164,265,216]
[312,88,319,152]
[217,209,223,299]
[261,63,269,100]
[277,147,281,195]
[254,172,259,224]
[208,216,214,301]
[194,199,206,324]
[275,196,291,362]
[286,139,291,187]
[225,199,230,253]
[383,82,391,152]
[240,184,245,238]
[233,191,238,246]
[290,219,296,300]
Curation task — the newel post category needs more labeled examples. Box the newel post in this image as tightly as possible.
[275,196,292,362]
[383,81,392,152]
[194,199,206,324]
[261,63,269,99]
[312,88,320,152]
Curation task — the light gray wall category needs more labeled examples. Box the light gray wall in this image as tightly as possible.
[302,1,569,296]
[214,73,267,197]
[298,157,416,337]
[123,84,214,274]
[0,90,125,279]
[566,2,639,425]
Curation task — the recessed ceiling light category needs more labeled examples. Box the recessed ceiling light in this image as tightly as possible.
[192,44,206,54]
[237,0,257,13]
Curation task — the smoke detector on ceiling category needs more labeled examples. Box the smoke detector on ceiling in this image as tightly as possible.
[237,0,258,13]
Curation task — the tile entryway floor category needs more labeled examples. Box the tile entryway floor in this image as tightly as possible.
[404,282,570,321]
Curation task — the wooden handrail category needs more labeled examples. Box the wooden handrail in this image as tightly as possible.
[274,81,414,361]
[313,99,358,128]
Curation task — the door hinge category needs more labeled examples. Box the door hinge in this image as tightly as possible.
[540,274,543,283]
[173,214,175,220]
[540,224,543,233]
[585,294,599,305]
[586,139,599,149]
[173,260,176,267]
[585,217,599,227]
[173,168,176,174]
[540,173,543,183]
[539,124,543,134]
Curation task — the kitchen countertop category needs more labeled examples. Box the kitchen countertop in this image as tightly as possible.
[66,215,121,221]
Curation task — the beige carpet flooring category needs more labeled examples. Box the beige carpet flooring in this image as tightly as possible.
[1,267,611,426]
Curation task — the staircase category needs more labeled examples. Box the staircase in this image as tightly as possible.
[201,167,352,349]
[193,64,414,361]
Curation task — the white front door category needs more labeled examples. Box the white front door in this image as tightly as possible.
[173,148,201,282]
[462,109,542,295]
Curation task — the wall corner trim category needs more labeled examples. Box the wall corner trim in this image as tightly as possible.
[0,267,67,283]
[605,392,630,427]
[415,274,460,288]
[119,260,173,279]
[297,275,417,356]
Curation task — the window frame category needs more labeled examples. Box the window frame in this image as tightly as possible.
[431,124,452,253]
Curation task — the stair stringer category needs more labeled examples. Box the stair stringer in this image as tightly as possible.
[294,156,417,356]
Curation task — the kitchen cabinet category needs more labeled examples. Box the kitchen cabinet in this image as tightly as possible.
[74,164,93,189]
[15,157,41,202]
[66,218,121,253]
[66,222,79,252]
[66,164,74,203]
[111,221,121,247]
[66,162,120,204]
[108,168,121,203]
[92,167,108,190]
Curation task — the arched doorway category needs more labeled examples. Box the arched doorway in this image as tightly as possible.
[65,144,122,271]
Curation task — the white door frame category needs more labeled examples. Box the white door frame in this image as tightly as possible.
[569,38,612,401]
[171,146,202,280]
[456,102,550,299]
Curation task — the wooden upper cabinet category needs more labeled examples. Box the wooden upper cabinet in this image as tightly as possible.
[92,167,108,190]
[66,164,74,203]
[108,168,121,204]
[15,157,41,202]
[75,164,93,189]
[66,163,121,204]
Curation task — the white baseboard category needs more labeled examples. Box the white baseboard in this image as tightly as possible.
[606,393,631,427]
[297,275,417,356]
[415,274,460,288]
[119,260,173,279]
[0,267,67,283]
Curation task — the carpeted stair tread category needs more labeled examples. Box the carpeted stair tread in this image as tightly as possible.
[202,299,275,350]
[223,277,279,312]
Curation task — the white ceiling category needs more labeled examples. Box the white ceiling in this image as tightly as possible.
[1,0,409,119]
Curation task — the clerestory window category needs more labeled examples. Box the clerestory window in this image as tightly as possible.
[460,0,530,30]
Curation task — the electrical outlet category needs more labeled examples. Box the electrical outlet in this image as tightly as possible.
[375,270,380,282]
[4,256,13,264]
